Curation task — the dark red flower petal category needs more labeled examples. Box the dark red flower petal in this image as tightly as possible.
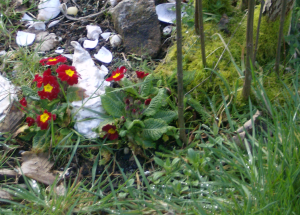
[19,98,27,107]
[36,110,56,130]
[102,124,118,140]
[33,74,43,88]
[144,98,151,105]
[26,117,35,127]
[56,64,80,85]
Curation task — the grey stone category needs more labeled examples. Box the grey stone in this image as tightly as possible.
[110,0,161,58]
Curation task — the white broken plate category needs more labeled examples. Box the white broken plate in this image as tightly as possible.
[101,32,111,41]
[83,39,98,49]
[94,46,112,63]
[155,3,185,24]
[0,74,17,122]
[100,65,108,74]
[37,0,61,21]
[16,31,36,46]
[86,25,102,40]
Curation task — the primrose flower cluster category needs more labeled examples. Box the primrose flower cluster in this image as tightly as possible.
[20,55,80,130]
[100,66,151,141]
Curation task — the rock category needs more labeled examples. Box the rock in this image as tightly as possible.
[70,41,110,138]
[110,0,161,58]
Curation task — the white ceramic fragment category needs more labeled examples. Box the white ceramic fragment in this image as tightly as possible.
[0,50,6,56]
[100,65,109,74]
[155,3,176,24]
[37,0,61,21]
[109,34,122,48]
[21,13,34,23]
[94,47,112,64]
[101,32,111,41]
[163,25,173,35]
[86,25,102,40]
[67,6,78,15]
[61,54,73,60]
[70,41,110,138]
[55,47,64,54]
[0,74,18,122]
[28,21,46,30]
[48,19,61,28]
[16,31,36,46]
[83,39,98,49]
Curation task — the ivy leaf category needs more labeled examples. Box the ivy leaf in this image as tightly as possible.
[143,88,165,116]
[67,87,88,102]
[152,110,177,123]
[142,118,168,141]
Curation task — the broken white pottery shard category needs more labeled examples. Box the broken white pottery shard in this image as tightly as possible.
[100,65,109,74]
[0,74,17,122]
[55,47,64,54]
[109,34,122,48]
[61,54,73,60]
[83,39,98,49]
[101,32,111,41]
[86,25,102,40]
[155,3,176,24]
[94,47,112,64]
[16,31,36,46]
[37,0,61,21]
[48,19,61,28]
[70,41,110,138]
[28,22,46,30]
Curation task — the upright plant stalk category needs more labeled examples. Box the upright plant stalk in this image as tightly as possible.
[253,0,265,63]
[242,0,255,100]
[275,0,288,76]
[195,0,206,67]
[176,0,187,145]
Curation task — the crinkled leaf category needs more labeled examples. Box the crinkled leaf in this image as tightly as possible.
[152,110,177,123]
[143,88,165,116]
[67,87,88,102]
[101,93,125,117]
[21,85,37,97]
[124,119,145,130]
[142,118,168,141]
[140,74,153,97]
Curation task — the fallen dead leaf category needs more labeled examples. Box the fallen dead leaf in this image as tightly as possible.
[19,151,57,185]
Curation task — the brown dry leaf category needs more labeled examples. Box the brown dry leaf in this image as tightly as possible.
[0,169,18,183]
[35,33,62,52]
[0,100,25,136]
[19,151,56,185]
[0,189,12,202]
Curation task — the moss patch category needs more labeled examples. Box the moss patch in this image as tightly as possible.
[155,4,293,105]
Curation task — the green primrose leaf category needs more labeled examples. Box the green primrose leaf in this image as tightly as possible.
[101,93,125,117]
[152,110,177,123]
[124,119,145,130]
[143,88,165,116]
[140,74,153,97]
[67,86,88,102]
[142,118,168,141]
[21,85,38,97]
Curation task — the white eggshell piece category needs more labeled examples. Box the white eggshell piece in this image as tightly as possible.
[83,39,98,49]
[163,25,172,35]
[101,32,111,41]
[109,34,122,48]
[16,31,36,46]
[86,25,102,40]
[21,13,34,22]
[37,0,61,21]
[94,46,112,63]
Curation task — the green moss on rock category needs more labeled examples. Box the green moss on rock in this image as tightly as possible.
[155,4,292,105]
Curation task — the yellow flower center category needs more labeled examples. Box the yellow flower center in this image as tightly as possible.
[65,69,74,77]
[40,113,50,123]
[112,73,121,79]
[108,128,116,134]
[44,83,53,92]
[48,59,57,62]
